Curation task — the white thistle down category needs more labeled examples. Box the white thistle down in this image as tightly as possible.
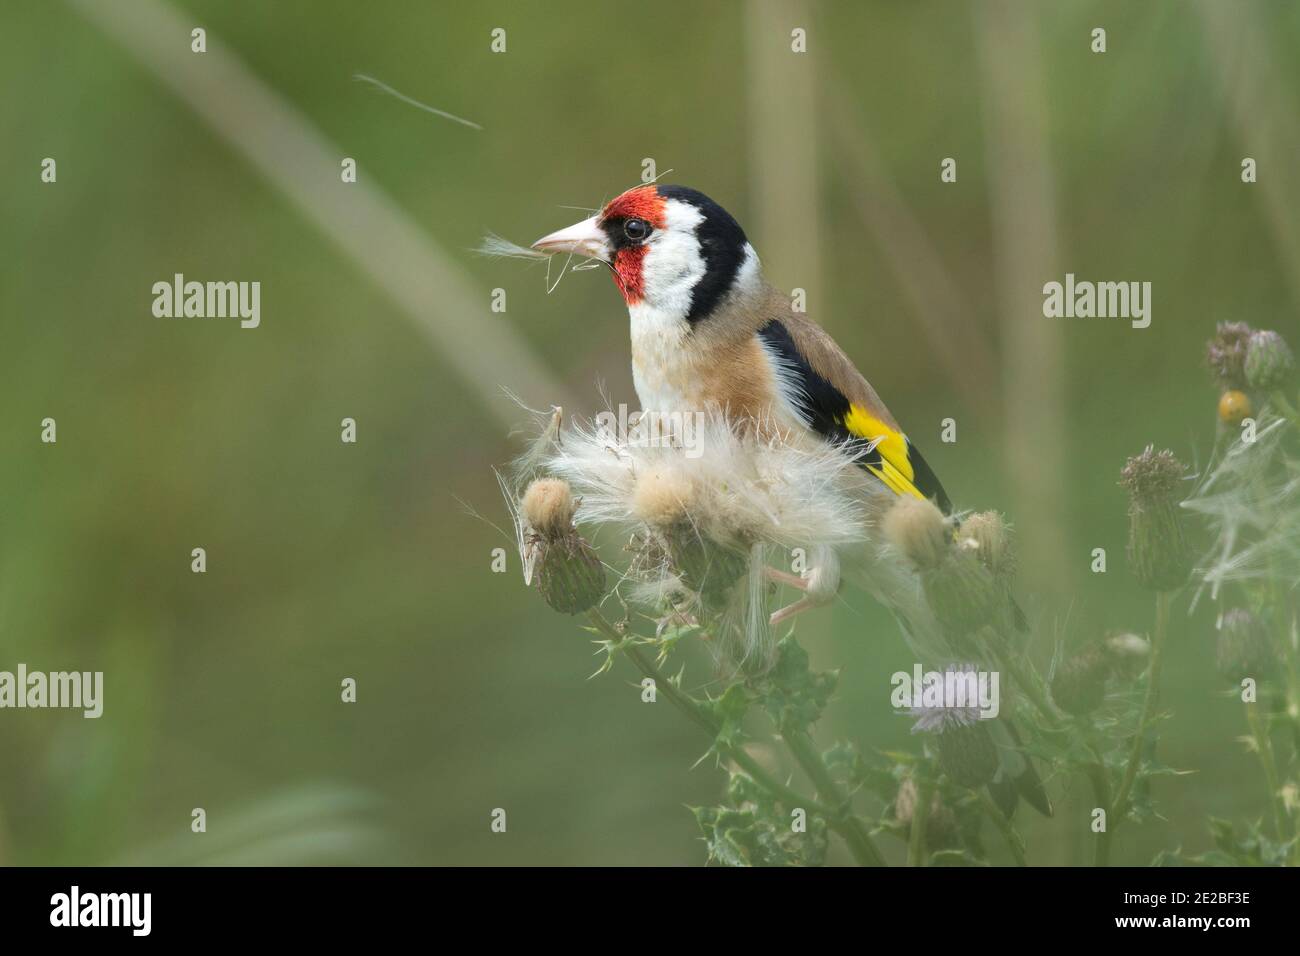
[540,409,873,552]
[503,401,968,669]
[505,404,884,666]
[475,233,605,296]
[474,233,550,261]
[1183,413,1300,604]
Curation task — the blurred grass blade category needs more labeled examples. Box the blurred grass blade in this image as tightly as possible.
[66,0,572,425]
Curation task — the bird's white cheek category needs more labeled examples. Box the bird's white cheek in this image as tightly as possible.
[640,236,705,319]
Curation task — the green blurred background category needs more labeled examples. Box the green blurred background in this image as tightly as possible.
[2,0,1298,865]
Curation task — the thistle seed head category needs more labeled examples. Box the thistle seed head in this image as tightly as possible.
[521,477,576,541]
[518,477,607,614]
[630,469,695,528]
[1206,321,1253,389]
[1102,631,1150,680]
[1050,644,1110,715]
[883,496,949,572]
[1119,445,1186,504]
[1216,608,1277,684]
[957,510,1016,578]
[1120,446,1191,592]
[1245,329,1295,392]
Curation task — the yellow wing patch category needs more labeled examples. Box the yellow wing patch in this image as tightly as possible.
[841,405,925,500]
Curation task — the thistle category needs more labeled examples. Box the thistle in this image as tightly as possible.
[1101,631,1150,680]
[1215,608,1277,684]
[520,478,607,614]
[630,469,746,602]
[928,548,999,638]
[912,704,999,789]
[522,476,576,538]
[1050,644,1110,715]
[1244,329,1295,392]
[958,511,1015,579]
[894,776,958,850]
[525,405,874,662]
[1119,446,1191,592]
[937,721,999,790]
[1205,321,1253,389]
[882,496,949,571]
[957,510,1024,636]
[885,497,997,637]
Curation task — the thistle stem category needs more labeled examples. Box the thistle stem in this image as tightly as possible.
[1244,700,1286,839]
[781,726,888,866]
[1269,389,1300,426]
[977,789,1028,866]
[907,776,932,867]
[585,611,841,826]
[995,647,1065,729]
[1109,590,1173,837]
[1085,758,1113,868]
[587,609,887,865]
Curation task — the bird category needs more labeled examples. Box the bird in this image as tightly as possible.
[533,185,948,505]
[531,183,1050,817]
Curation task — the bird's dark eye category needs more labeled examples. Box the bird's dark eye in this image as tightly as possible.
[623,218,651,242]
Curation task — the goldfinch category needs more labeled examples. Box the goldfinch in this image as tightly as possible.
[531,184,950,541]
[532,184,1049,816]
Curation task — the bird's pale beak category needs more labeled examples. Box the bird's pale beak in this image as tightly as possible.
[531,216,610,261]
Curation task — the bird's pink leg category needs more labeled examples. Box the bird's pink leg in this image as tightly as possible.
[765,552,840,627]
[764,567,810,590]
[770,596,819,627]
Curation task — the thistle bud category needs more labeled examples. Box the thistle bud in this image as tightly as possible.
[935,719,999,789]
[957,511,1015,578]
[885,498,997,636]
[1205,321,1253,389]
[664,529,748,601]
[533,535,606,614]
[521,478,607,614]
[1119,446,1191,592]
[923,546,998,636]
[957,511,1024,636]
[894,777,958,850]
[883,496,948,572]
[630,470,745,599]
[1216,608,1277,683]
[1101,631,1150,680]
[911,689,999,789]
[1050,644,1110,715]
[1245,329,1295,392]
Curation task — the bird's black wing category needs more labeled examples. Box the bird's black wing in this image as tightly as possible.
[757,318,952,513]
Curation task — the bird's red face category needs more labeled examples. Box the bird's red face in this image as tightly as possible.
[532,185,753,325]
[592,187,668,304]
